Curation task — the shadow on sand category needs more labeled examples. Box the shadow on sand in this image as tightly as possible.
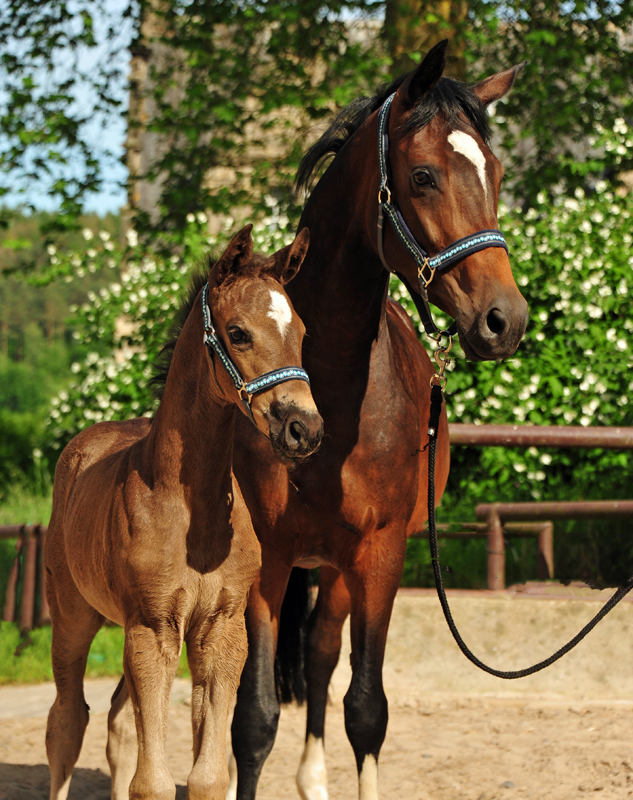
[0,763,187,800]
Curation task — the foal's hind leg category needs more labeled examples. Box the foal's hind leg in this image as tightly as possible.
[106,676,138,800]
[46,574,104,800]
[186,612,249,800]
[297,567,350,800]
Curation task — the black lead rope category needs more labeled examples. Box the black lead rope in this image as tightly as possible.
[427,384,633,679]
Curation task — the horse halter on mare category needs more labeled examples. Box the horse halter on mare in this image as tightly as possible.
[376,91,509,340]
[201,283,310,426]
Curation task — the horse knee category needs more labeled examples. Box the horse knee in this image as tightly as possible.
[232,692,280,763]
[343,679,388,763]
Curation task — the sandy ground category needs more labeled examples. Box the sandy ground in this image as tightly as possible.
[3,588,633,800]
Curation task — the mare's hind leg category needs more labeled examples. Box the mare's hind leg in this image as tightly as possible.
[106,676,138,800]
[231,561,291,800]
[124,623,181,800]
[297,567,350,800]
[186,612,249,800]
[343,528,407,800]
[46,570,104,800]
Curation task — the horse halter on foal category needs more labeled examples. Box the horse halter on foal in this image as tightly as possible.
[376,92,509,340]
[201,282,310,426]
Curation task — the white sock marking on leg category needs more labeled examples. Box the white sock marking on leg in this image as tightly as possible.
[447,130,489,201]
[297,734,328,800]
[358,754,379,800]
[267,289,292,339]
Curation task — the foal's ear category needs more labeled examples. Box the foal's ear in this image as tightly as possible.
[471,63,526,107]
[213,224,254,285]
[266,227,310,285]
[405,39,448,106]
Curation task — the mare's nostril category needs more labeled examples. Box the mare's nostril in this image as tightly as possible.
[486,307,507,337]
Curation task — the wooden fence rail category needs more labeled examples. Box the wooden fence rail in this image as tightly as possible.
[1,525,49,630]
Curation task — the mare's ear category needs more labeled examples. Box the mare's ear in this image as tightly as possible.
[266,227,310,285]
[214,224,254,285]
[405,39,448,106]
[471,63,526,106]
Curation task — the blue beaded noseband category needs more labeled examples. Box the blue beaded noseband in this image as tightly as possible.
[376,91,509,338]
[201,283,310,426]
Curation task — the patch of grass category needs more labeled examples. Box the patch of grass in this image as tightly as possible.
[0,483,52,527]
[0,622,190,685]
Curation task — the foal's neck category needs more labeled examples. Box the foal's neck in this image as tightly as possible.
[291,124,388,367]
[146,294,235,500]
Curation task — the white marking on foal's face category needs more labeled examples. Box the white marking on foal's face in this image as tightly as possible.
[447,130,489,201]
[267,289,293,339]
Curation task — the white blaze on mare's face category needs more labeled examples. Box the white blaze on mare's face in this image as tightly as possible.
[358,754,379,800]
[447,130,489,201]
[296,734,328,800]
[267,289,293,339]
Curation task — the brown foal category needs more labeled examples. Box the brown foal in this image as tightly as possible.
[44,225,322,800]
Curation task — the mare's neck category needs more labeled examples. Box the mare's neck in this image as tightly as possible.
[290,125,388,369]
[144,295,235,506]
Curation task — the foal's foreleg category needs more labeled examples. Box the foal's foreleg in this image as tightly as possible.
[124,623,181,800]
[297,567,350,800]
[343,532,406,800]
[186,613,249,800]
[106,676,137,800]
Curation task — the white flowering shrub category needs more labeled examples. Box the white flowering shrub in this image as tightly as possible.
[44,208,296,451]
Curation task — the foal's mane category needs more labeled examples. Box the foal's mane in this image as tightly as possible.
[151,268,209,397]
[296,73,491,192]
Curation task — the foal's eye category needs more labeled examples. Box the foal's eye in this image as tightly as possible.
[228,327,247,344]
[413,170,433,188]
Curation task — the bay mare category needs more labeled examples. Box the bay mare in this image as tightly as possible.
[44,226,322,800]
[230,43,529,799]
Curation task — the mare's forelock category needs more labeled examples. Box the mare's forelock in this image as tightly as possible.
[296,74,490,193]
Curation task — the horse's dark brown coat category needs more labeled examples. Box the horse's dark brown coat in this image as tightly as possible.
[230,43,528,800]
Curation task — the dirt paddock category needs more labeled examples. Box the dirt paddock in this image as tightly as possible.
[3,588,633,800]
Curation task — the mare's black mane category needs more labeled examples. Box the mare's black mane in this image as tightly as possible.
[296,73,491,193]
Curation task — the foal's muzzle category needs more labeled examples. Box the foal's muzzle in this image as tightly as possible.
[267,402,323,461]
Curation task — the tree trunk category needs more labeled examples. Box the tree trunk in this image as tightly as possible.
[383,0,469,81]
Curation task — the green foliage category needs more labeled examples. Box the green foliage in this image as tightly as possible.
[466,0,633,201]
[0,2,132,225]
[0,621,189,684]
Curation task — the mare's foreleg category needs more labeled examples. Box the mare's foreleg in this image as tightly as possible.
[106,676,137,800]
[46,557,104,800]
[231,563,291,800]
[343,530,407,800]
[297,567,350,800]
[124,622,181,800]
[186,612,249,800]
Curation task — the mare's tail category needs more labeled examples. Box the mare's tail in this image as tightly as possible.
[274,567,314,704]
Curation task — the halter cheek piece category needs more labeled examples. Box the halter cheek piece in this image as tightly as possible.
[376,91,510,338]
[201,283,310,427]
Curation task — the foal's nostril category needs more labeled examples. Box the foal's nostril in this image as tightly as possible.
[486,307,507,337]
[288,420,307,446]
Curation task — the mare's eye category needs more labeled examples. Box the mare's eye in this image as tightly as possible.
[228,327,247,344]
[413,171,433,188]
